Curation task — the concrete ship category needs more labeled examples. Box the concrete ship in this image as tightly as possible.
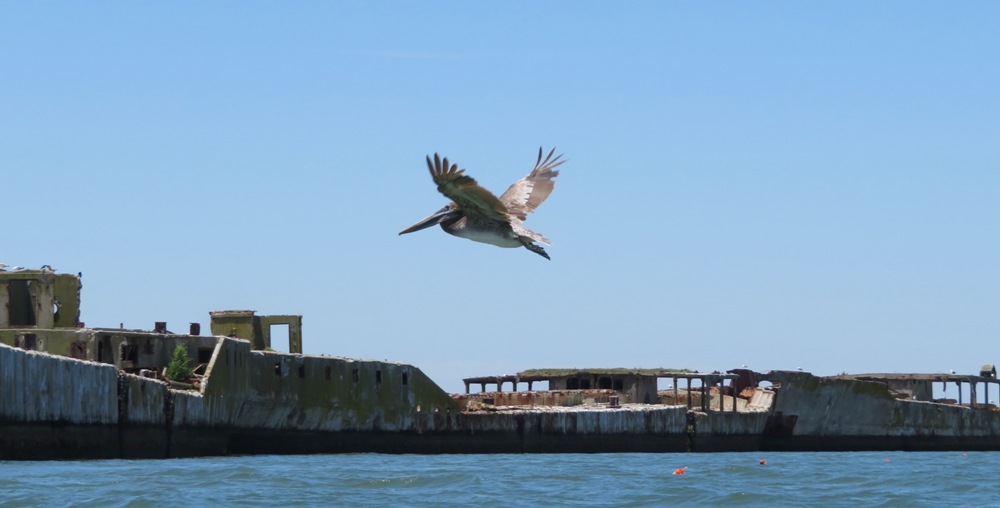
[2,267,999,459]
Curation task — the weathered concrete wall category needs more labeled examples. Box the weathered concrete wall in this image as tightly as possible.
[693,410,769,436]
[457,406,688,435]
[0,329,91,360]
[689,410,770,451]
[122,373,168,425]
[885,378,933,401]
[0,343,117,424]
[768,371,1000,438]
[12,340,1000,458]
[189,338,459,432]
[2,336,460,438]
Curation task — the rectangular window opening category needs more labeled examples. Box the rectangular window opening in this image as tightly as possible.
[402,372,409,385]
[298,364,306,378]
[352,368,359,383]
[274,362,282,377]
[324,366,332,381]
[70,341,88,359]
[121,344,139,363]
[15,333,37,351]
[375,370,382,384]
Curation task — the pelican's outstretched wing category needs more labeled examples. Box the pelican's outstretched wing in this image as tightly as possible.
[499,147,565,221]
[427,153,509,222]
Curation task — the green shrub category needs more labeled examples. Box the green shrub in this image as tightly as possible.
[166,344,194,382]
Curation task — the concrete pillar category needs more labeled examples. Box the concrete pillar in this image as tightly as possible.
[287,316,303,354]
[0,280,9,327]
[34,281,55,328]
[732,377,738,412]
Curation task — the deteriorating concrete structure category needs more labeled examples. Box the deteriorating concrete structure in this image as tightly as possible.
[209,310,303,354]
[0,268,459,459]
[758,370,1000,450]
[0,268,80,329]
[4,267,1000,458]
[464,368,742,411]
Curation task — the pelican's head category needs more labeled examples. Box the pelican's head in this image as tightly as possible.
[399,203,461,235]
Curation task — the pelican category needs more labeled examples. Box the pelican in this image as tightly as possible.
[399,147,565,260]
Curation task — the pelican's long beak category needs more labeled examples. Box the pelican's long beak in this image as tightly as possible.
[398,206,455,235]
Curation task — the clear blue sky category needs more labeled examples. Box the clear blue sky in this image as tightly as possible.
[3,3,998,393]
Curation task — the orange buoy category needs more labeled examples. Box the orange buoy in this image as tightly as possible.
[673,467,686,475]
[759,459,766,465]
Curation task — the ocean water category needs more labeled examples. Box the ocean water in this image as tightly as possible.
[2,452,998,507]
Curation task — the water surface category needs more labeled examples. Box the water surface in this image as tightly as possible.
[2,452,996,507]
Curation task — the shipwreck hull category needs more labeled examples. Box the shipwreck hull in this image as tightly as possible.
[5,341,1000,459]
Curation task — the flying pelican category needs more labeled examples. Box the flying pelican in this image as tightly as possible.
[399,147,565,260]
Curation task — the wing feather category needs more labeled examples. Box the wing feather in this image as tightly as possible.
[426,153,509,222]
[499,147,565,221]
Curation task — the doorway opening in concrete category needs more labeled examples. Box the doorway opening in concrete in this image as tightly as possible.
[269,324,289,353]
[7,280,36,326]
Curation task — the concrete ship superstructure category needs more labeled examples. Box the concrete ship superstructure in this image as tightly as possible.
[2,268,999,459]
